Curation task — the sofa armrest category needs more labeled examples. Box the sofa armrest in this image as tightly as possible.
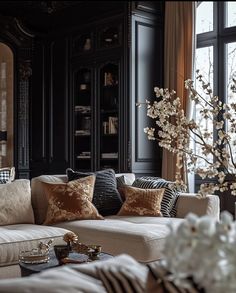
[175,193,220,220]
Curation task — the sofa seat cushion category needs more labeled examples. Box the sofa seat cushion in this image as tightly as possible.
[54,216,184,263]
[0,224,70,267]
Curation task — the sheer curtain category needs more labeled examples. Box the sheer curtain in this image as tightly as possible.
[162,1,196,190]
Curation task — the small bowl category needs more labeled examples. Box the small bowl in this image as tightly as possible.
[87,245,102,260]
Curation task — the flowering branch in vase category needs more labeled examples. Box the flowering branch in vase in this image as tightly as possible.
[138,70,236,196]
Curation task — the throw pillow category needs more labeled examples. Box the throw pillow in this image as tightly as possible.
[0,179,35,225]
[146,262,202,293]
[117,186,164,216]
[132,177,179,217]
[66,168,123,216]
[97,260,148,293]
[43,175,104,225]
[116,175,127,188]
[0,167,15,184]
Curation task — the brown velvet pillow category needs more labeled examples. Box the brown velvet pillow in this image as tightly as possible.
[117,186,164,216]
[43,175,103,225]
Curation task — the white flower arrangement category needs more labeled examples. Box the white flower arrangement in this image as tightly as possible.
[162,212,236,293]
[139,71,236,196]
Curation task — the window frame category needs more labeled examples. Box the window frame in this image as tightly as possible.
[195,1,236,191]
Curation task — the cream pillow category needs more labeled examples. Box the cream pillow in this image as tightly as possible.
[118,186,165,216]
[43,175,104,225]
[0,179,34,225]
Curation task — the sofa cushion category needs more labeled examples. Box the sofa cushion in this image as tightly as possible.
[0,224,70,267]
[0,179,34,225]
[31,175,67,225]
[117,186,164,216]
[66,168,123,216]
[43,176,103,225]
[0,167,15,184]
[132,177,179,217]
[54,216,184,262]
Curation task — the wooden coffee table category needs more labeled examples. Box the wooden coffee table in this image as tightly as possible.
[20,249,113,277]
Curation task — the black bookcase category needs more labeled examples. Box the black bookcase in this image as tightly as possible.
[71,18,124,172]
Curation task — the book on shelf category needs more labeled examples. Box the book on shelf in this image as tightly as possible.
[75,105,91,113]
[101,152,118,159]
[108,116,118,134]
[75,130,90,135]
[77,151,91,159]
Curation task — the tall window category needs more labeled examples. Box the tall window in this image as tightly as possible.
[195,2,236,189]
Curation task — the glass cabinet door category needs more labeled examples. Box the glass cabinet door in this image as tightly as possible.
[99,62,119,171]
[74,67,92,171]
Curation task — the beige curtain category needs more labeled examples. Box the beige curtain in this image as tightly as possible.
[162,1,196,187]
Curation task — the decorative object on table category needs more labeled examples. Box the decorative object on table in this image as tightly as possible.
[72,242,102,258]
[139,70,236,196]
[152,211,236,292]
[63,232,79,251]
[86,245,102,260]
[19,239,53,264]
[62,231,102,260]
[53,245,70,265]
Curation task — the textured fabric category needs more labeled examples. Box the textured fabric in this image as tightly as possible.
[132,177,179,217]
[97,256,148,293]
[118,186,164,216]
[31,175,68,225]
[0,167,15,183]
[116,175,126,188]
[66,168,123,216]
[31,173,135,224]
[146,261,201,293]
[0,254,143,292]
[43,176,103,225]
[0,224,70,267]
[55,216,184,262]
[162,2,195,183]
[0,179,34,225]
[176,193,220,220]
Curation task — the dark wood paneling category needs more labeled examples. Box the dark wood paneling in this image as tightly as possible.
[130,15,162,175]
[31,43,46,164]
[49,38,69,172]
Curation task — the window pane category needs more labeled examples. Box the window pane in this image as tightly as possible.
[226,2,236,28]
[226,42,236,172]
[196,2,213,34]
[194,46,214,168]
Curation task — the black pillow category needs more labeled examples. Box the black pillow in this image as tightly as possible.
[132,177,179,217]
[66,168,123,216]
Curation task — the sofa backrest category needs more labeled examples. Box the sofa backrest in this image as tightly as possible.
[31,173,135,225]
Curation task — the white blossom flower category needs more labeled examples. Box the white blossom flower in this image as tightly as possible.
[162,212,236,293]
[141,71,236,196]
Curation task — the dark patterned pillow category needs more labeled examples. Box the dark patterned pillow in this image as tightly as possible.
[66,168,123,216]
[0,167,15,184]
[132,177,179,217]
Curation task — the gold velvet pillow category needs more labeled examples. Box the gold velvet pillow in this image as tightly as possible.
[117,186,165,216]
[43,175,103,225]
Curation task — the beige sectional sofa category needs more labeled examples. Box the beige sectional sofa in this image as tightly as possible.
[0,173,220,279]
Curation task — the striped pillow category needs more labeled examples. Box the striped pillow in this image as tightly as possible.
[146,262,201,292]
[66,168,123,216]
[97,263,147,293]
[132,177,179,217]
